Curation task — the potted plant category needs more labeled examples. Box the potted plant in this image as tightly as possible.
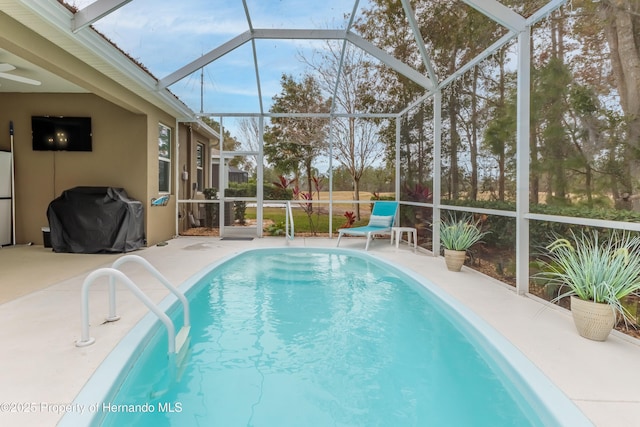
[439,214,488,272]
[536,230,640,341]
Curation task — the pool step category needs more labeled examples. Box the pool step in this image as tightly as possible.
[262,276,316,285]
[150,327,191,399]
[174,327,191,381]
[268,265,314,276]
[262,270,318,284]
[262,254,312,267]
[176,325,190,356]
[261,259,311,271]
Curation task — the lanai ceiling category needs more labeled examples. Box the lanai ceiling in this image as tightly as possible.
[1,0,566,118]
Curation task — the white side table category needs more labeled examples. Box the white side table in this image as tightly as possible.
[390,226,417,251]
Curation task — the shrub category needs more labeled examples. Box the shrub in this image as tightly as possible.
[439,213,489,251]
[535,230,640,323]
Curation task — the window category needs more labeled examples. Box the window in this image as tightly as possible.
[196,142,205,192]
[158,123,171,193]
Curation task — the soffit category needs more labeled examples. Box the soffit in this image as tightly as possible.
[0,1,194,118]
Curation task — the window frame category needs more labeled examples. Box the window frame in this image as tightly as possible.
[196,142,205,193]
[158,123,172,194]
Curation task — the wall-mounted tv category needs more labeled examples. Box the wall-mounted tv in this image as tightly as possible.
[32,116,92,151]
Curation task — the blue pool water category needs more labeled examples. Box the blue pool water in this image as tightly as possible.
[66,248,591,427]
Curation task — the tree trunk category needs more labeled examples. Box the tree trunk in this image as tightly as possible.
[402,116,413,186]
[529,34,539,205]
[417,105,426,182]
[609,146,625,208]
[354,178,361,222]
[347,117,362,221]
[470,66,479,201]
[305,160,313,213]
[585,163,593,204]
[449,87,460,199]
[599,0,640,208]
[546,13,569,205]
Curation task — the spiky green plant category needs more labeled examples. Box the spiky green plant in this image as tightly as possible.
[439,214,488,251]
[537,230,640,322]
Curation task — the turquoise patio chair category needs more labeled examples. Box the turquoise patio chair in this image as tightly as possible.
[336,201,399,251]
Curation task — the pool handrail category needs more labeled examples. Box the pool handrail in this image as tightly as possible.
[285,201,294,240]
[75,268,177,354]
[109,254,190,329]
[76,255,190,355]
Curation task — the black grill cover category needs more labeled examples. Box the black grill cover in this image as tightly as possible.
[47,187,145,253]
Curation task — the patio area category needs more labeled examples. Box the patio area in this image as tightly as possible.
[0,237,639,426]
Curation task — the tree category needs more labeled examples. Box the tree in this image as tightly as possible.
[538,57,573,205]
[596,0,640,209]
[237,117,261,176]
[302,42,385,220]
[201,116,239,152]
[263,74,331,197]
[358,0,505,200]
[355,0,428,185]
[566,84,603,205]
[355,0,636,212]
[201,116,243,169]
[482,46,517,202]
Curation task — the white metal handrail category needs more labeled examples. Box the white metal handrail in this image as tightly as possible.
[76,255,190,355]
[75,268,177,354]
[109,255,190,330]
[285,201,294,240]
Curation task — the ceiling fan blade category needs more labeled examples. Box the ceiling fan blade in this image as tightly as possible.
[0,63,16,72]
[0,72,41,86]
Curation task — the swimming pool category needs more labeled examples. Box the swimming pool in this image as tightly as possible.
[62,248,591,426]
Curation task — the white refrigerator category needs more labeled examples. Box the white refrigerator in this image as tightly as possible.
[0,150,12,246]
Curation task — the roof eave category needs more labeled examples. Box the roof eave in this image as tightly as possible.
[6,0,195,120]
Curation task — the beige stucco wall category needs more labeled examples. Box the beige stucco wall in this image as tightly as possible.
[0,93,191,245]
[0,92,187,247]
[0,93,147,245]
[145,115,177,245]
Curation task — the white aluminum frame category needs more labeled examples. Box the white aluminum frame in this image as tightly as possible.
[57,0,620,296]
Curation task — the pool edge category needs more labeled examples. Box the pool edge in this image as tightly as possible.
[59,246,594,427]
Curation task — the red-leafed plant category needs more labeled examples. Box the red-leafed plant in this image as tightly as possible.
[273,175,296,189]
[341,211,356,228]
[406,183,433,202]
[312,175,324,199]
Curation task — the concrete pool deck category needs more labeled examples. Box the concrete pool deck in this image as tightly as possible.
[0,236,639,426]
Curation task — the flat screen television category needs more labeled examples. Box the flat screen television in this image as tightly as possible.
[32,116,92,151]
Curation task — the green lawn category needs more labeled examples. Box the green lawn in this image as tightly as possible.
[245,207,369,234]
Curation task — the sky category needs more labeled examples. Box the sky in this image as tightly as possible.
[67,0,371,126]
